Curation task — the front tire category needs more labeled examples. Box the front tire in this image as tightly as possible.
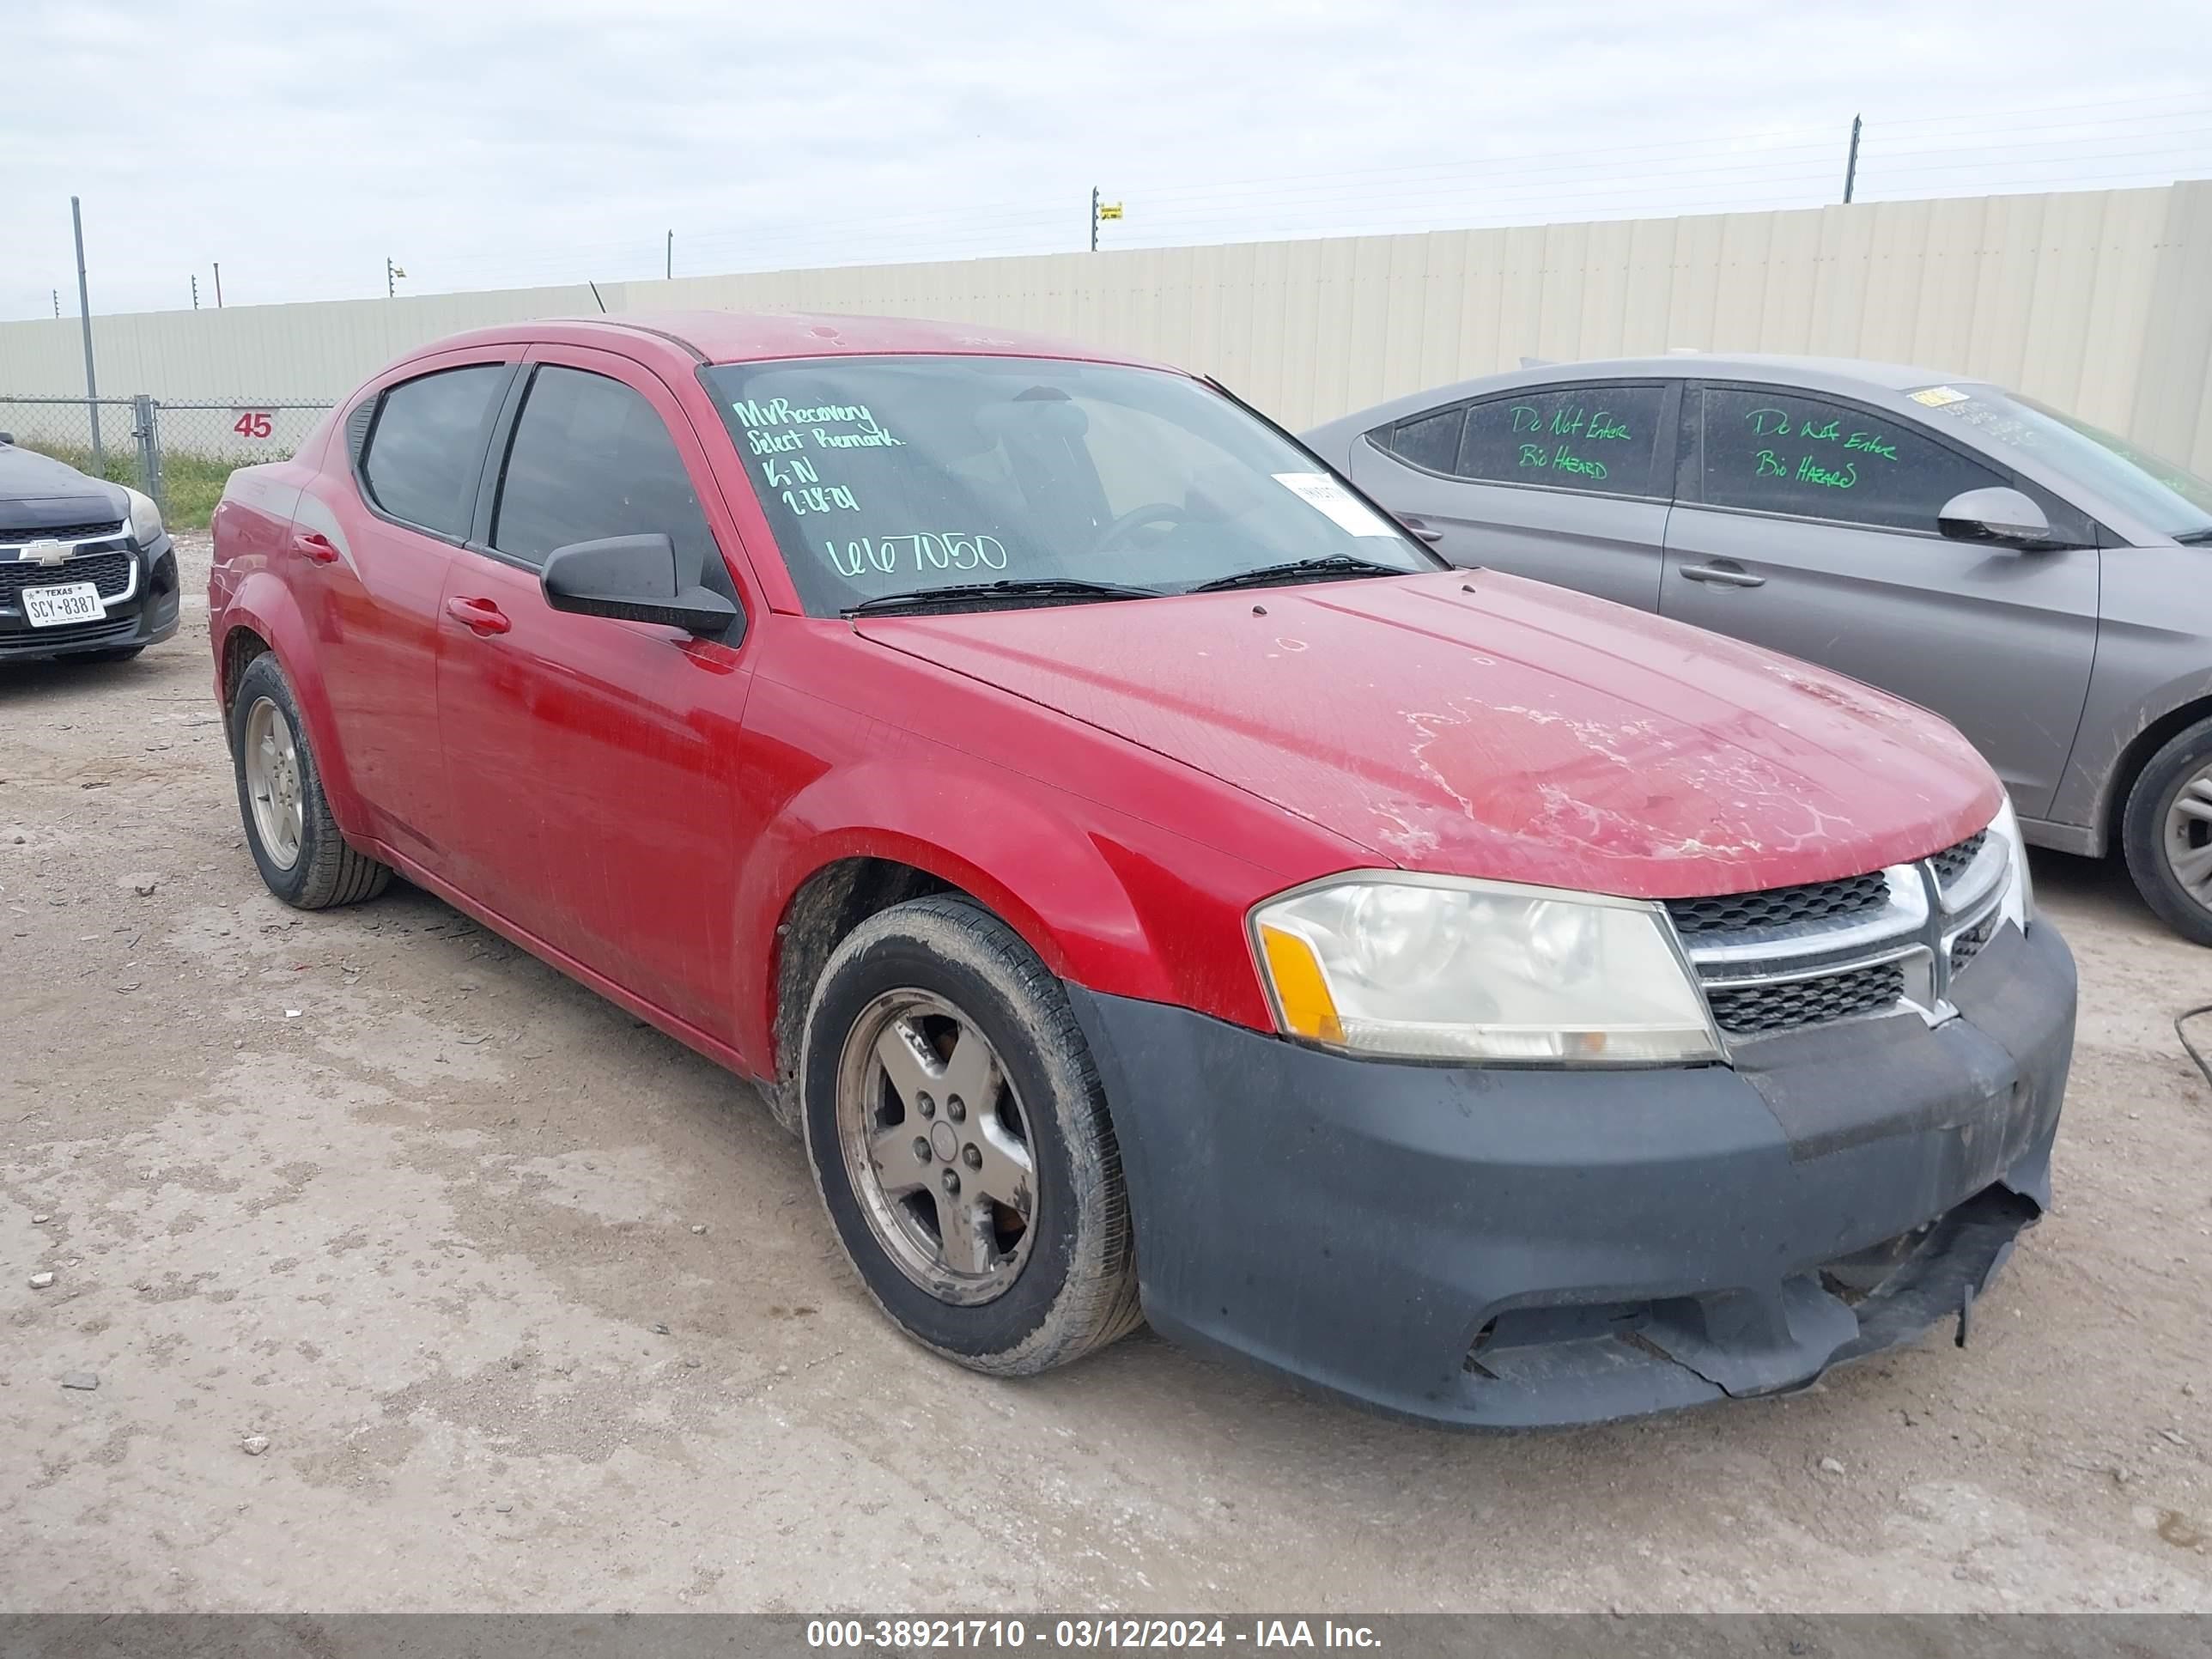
[799,895,1142,1374]
[2122,714,2212,945]
[228,653,391,910]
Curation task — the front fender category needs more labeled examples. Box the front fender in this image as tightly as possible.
[216,574,371,840]
[2055,663,2212,847]
[730,753,1276,1074]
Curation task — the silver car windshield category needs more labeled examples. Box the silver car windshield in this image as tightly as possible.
[1917,386,2212,541]
[702,356,1437,615]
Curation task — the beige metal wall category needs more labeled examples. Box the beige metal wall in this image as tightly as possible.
[5,181,2209,471]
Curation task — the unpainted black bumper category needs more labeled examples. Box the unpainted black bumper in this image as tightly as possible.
[1067,919,2075,1429]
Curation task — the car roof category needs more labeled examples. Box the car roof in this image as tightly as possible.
[1306,352,1993,438]
[416,311,1179,374]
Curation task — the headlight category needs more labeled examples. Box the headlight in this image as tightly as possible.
[1990,794,2035,929]
[1249,872,1723,1065]
[124,487,163,544]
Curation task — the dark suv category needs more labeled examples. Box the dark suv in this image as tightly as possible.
[0,434,181,663]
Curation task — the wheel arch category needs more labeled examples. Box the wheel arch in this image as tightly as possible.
[2099,689,2212,853]
[215,579,369,834]
[735,762,1195,1133]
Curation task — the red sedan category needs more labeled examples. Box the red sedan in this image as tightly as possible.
[209,313,2073,1426]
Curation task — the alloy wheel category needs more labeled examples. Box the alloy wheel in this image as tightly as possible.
[836,988,1038,1304]
[2165,763,2212,912]
[243,696,306,872]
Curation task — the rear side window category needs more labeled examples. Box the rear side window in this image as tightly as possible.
[1380,405,1468,473]
[1457,384,1668,495]
[359,366,507,537]
[1697,386,2006,531]
[491,367,719,574]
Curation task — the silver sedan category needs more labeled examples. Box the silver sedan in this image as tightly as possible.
[1306,356,2212,945]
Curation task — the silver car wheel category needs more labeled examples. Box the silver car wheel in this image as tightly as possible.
[2165,763,2212,908]
[836,988,1038,1305]
[243,696,306,872]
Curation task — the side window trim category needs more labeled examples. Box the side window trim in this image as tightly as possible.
[352,361,518,546]
[1679,379,2014,537]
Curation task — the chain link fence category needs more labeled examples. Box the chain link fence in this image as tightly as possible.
[0,395,334,532]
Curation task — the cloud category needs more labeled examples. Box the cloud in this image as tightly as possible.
[4,0,2209,320]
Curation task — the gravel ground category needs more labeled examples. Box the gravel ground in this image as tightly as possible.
[2,532,2209,1613]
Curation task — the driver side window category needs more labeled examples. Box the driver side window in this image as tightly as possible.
[491,366,724,585]
[1696,386,2007,532]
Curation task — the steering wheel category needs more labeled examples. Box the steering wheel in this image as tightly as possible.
[1092,501,1190,551]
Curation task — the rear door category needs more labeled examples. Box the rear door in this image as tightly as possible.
[306,356,516,869]
[1345,380,1677,610]
[1662,383,2099,817]
[433,347,756,1035]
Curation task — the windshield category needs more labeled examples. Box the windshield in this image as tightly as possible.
[702,356,1437,615]
[1914,384,2212,541]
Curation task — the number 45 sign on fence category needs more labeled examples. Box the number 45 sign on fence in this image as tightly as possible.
[230,409,275,439]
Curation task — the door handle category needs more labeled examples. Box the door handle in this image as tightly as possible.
[1678,562,1766,589]
[290,530,340,564]
[445,595,511,635]
[1398,515,1445,544]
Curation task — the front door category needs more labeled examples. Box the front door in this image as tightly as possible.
[433,349,756,1037]
[1347,380,1677,611]
[1662,384,2099,819]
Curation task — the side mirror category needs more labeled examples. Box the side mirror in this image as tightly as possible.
[0,432,14,446]
[1938,486,2052,549]
[541,533,739,638]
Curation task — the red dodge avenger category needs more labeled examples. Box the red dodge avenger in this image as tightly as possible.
[209,313,2073,1427]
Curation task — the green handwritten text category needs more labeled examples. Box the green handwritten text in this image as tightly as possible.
[1754,449,1788,477]
[1796,457,1858,489]
[1845,430,1898,461]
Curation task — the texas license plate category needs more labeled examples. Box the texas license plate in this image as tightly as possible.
[22,582,103,628]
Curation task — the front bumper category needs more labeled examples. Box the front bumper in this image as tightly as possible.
[0,532,179,661]
[1067,918,2075,1429]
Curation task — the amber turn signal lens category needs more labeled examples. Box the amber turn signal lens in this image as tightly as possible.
[1258,923,1344,1044]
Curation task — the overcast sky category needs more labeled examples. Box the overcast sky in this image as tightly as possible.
[7,0,2211,322]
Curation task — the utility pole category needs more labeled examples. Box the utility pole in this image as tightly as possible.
[52,289,60,318]
[213,262,223,307]
[1090,185,1099,253]
[386,256,407,298]
[191,274,199,310]
[665,229,673,281]
[70,196,103,466]
[1842,112,1863,204]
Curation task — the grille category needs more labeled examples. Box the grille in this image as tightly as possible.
[0,521,124,545]
[0,613,137,651]
[1706,962,1907,1036]
[1950,916,1996,974]
[0,551,132,604]
[1929,832,1987,885]
[1664,870,1889,937]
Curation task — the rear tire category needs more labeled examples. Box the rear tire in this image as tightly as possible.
[799,895,1143,1375]
[228,653,391,910]
[2121,714,2212,946]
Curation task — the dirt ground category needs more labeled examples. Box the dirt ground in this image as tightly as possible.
[3,532,2209,1615]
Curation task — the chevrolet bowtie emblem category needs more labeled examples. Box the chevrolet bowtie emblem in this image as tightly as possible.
[21,540,71,568]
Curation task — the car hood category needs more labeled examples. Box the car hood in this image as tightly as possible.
[854,570,2002,898]
[0,443,126,527]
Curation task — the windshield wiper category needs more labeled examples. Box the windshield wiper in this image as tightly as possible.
[843,578,1163,617]
[2172,527,2212,546]
[1185,554,1413,594]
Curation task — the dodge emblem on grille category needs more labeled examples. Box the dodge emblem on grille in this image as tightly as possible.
[21,540,71,567]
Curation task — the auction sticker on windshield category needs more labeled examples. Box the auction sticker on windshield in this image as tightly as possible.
[22,582,103,628]
[1273,472,1399,536]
